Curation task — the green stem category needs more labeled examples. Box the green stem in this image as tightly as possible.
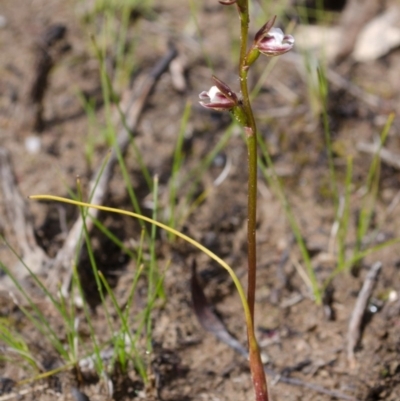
[237,2,270,401]
[238,0,257,328]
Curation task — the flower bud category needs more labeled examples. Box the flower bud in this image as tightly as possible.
[199,76,238,111]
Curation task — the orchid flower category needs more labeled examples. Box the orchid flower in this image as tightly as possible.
[199,76,238,111]
[255,27,294,57]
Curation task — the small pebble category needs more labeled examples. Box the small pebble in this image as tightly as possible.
[71,387,90,401]
[388,290,398,303]
[213,153,226,167]
[25,136,41,154]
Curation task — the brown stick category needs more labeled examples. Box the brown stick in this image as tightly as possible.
[357,142,400,170]
[264,367,359,401]
[0,148,49,280]
[286,53,382,109]
[347,261,382,368]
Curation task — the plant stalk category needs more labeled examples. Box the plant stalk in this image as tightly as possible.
[238,0,257,328]
[237,1,269,400]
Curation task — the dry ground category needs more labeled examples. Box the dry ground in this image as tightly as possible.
[1,0,400,400]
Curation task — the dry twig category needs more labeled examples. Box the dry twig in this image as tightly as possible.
[357,141,400,170]
[287,53,382,109]
[347,261,382,368]
[0,148,49,281]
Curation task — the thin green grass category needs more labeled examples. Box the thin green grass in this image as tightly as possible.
[176,123,236,228]
[255,6,399,301]
[318,67,339,207]
[83,29,167,359]
[188,0,214,72]
[0,227,151,384]
[0,260,71,362]
[76,92,99,170]
[1,167,155,381]
[3,3,397,399]
[0,320,41,372]
[257,136,319,302]
[146,174,160,352]
[168,101,192,239]
[1,0,169,390]
[258,97,396,303]
[98,270,145,376]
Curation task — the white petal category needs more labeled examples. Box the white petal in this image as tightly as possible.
[268,27,284,44]
[208,86,221,101]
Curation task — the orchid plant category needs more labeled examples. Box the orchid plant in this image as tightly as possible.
[199,2,294,400]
